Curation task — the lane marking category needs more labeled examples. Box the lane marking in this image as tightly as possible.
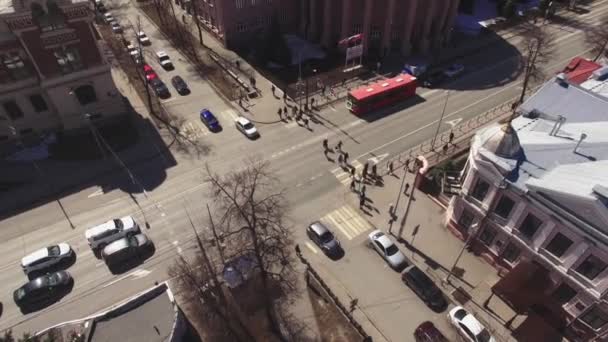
[304,242,318,254]
[87,188,104,198]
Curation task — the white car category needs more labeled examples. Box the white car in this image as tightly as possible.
[110,21,122,33]
[368,230,407,270]
[235,116,259,138]
[85,216,140,250]
[103,12,114,23]
[137,31,150,45]
[448,306,496,342]
[443,63,465,78]
[156,51,173,69]
[126,43,142,64]
[102,233,152,265]
[21,243,73,275]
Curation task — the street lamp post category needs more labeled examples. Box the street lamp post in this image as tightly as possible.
[445,222,479,284]
[431,91,450,151]
[9,126,75,229]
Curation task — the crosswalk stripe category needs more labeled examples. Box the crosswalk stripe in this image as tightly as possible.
[331,209,360,238]
[323,214,353,240]
[342,207,371,235]
[339,208,368,233]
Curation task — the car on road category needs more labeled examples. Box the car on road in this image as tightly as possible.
[448,306,496,342]
[127,43,141,64]
[443,63,465,78]
[401,265,448,312]
[110,21,122,34]
[102,233,152,265]
[143,64,157,81]
[421,71,446,88]
[171,75,190,95]
[13,271,73,308]
[137,31,150,45]
[150,78,171,98]
[307,221,342,257]
[103,12,114,23]
[21,243,73,276]
[200,108,221,131]
[85,216,140,251]
[368,230,407,270]
[156,51,173,70]
[414,321,449,342]
[235,116,259,139]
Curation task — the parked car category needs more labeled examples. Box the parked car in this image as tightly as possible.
[103,12,114,23]
[414,321,449,342]
[96,2,107,13]
[421,71,446,88]
[13,271,73,308]
[443,63,465,78]
[85,216,140,251]
[307,221,342,257]
[150,78,170,98]
[368,230,407,270]
[235,116,259,139]
[110,21,122,34]
[21,243,73,276]
[143,64,157,81]
[171,75,190,95]
[102,233,152,265]
[401,265,448,312]
[448,306,496,342]
[156,51,173,70]
[200,108,221,131]
[137,31,150,45]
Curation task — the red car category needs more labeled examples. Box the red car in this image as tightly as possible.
[143,64,157,81]
[414,321,448,342]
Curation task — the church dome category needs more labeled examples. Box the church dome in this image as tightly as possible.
[481,123,521,159]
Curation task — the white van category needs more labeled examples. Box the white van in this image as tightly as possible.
[85,216,140,251]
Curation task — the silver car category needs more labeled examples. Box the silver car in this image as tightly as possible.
[21,243,73,275]
[368,230,407,270]
[102,233,151,264]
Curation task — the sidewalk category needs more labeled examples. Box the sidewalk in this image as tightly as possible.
[343,167,521,341]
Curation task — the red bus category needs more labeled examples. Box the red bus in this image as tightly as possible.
[346,74,418,115]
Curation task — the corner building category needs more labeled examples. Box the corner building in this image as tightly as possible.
[0,0,125,145]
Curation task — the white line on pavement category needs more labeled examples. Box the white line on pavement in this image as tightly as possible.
[304,242,318,254]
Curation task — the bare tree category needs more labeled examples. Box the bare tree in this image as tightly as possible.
[189,0,204,46]
[586,13,608,62]
[205,158,296,342]
[519,27,555,104]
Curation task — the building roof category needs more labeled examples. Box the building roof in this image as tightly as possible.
[580,65,608,98]
[349,74,417,101]
[562,57,602,84]
[0,0,90,15]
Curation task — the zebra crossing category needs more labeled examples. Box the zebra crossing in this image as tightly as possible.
[320,205,372,240]
[330,160,363,186]
[179,121,209,140]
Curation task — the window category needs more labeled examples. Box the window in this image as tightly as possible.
[250,0,256,5]
[545,233,573,257]
[502,242,520,262]
[494,196,515,219]
[54,46,83,74]
[458,209,475,230]
[470,178,490,202]
[235,0,244,8]
[576,254,607,281]
[1,52,33,81]
[236,22,246,32]
[458,323,476,341]
[29,94,48,112]
[519,213,542,239]
[551,283,577,305]
[3,100,23,120]
[74,85,97,105]
[479,227,496,245]
[352,23,363,34]
[370,26,381,40]
[581,306,608,330]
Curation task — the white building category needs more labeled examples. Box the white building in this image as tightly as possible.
[446,75,608,341]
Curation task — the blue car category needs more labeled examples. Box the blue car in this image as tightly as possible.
[200,109,221,131]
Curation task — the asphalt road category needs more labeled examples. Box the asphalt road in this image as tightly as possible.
[1,0,607,337]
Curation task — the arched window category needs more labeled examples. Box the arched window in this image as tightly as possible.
[74,85,97,105]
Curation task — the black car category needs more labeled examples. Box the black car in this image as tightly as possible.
[421,71,446,88]
[150,78,170,99]
[307,221,342,257]
[401,265,448,312]
[171,75,190,95]
[13,271,73,308]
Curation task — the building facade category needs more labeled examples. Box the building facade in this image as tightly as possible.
[0,0,125,145]
[196,0,459,56]
[446,77,608,340]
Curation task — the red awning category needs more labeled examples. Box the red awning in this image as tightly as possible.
[491,261,554,314]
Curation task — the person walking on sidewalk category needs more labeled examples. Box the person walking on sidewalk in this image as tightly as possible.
[303,117,309,129]
[350,179,356,192]
[278,108,282,118]
[350,167,355,177]
[359,196,365,209]
[362,162,369,179]
[323,138,328,150]
[338,154,344,165]
[361,185,366,198]
[388,161,394,175]
[271,84,275,96]
[449,131,455,144]
[336,140,343,152]
[343,152,349,165]
[372,164,377,178]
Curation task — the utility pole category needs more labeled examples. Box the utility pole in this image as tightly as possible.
[431,91,450,150]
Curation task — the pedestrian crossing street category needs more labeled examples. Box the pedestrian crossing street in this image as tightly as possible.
[320,205,372,240]
[179,121,210,140]
[331,160,363,186]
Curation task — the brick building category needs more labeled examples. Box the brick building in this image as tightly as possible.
[196,0,460,56]
[0,0,125,145]
[446,76,608,340]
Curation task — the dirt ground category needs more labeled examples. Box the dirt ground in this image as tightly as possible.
[307,287,363,342]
